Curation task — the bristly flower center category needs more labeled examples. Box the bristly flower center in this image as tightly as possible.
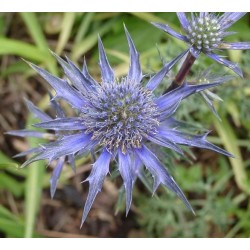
[186,15,222,51]
[81,79,159,154]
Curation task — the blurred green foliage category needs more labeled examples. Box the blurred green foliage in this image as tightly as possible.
[0,12,250,238]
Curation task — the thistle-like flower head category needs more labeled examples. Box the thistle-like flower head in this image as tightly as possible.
[186,14,223,51]
[152,12,250,77]
[83,78,160,154]
[7,26,233,226]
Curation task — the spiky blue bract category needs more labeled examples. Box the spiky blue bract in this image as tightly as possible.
[6,98,77,199]
[152,12,250,76]
[8,26,233,226]
[195,68,235,120]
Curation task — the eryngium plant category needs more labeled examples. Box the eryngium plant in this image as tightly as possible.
[152,12,250,77]
[7,26,233,227]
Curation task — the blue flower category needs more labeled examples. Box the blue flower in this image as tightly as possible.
[6,97,77,198]
[8,26,233,226]
[152,12,250,77]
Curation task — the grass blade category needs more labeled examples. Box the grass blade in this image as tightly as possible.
[74,13,94,44]
[24,103,46,238]
[24,158,45,237]
[56,13,76,55]
[213,116,250,195]
[20,13,49,51]
[71,17,117,61]
[19,13,57,75]
[0,38,50,62]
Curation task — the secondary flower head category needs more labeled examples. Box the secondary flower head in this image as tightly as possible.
[8,26,233,226]
[152,12,250,77]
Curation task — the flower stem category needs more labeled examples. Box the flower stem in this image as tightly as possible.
[164,51,196,93]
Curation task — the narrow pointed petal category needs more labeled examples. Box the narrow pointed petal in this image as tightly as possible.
[25,99,52,122]
[205,89,223,102]
[156,80,228,117]
[131,153,143,180]
[33,117,85,130]
[98,36,115,83]
[51,51,95,94]
[205,52,243,77]
[82,57,99,87]
[66,56,97,92]
[200,92,221,121]
[135,145,194,213]
[160,117,189,129]
[5,129,53,139]
[191,13,196,23]
[118,150,134,215]
[199,12,208,18]
[146,133,183,155]
[21,133,93,168]
[218,12,246,30]
[13,147,43,158]
[202,75,235,85]
[158,129,234,157]
[124,25,142,83]
[146,50,188,91]
[81,149,112,226]
[221,31,237,37]
[219,42,250,50]
[177,12,190,32]
[50,98,65,118]
[151,22,189,43]
[138,168,155,194]
[76,139,99,158]
[158,99,182,121]
[68,154,76,173]
[27,61,86,109]
[50,157,65,198]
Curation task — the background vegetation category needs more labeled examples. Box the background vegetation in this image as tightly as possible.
[0,12,250,238]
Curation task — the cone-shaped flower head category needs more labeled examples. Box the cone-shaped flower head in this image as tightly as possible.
[152,12,250,77]
[8,26,233,227]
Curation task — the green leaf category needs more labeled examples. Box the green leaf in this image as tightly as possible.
[24,159,45,237]
[1,60,30,77]
[130,12,167,24]
[0,174,24,197]
[213,116,250,195]
[74,13,94,44]
[0,205,19,221]
[0,151,27,177]
[0,218,25,238]
[20,13,49,52]
[19,13,58,75]
[0,206,25,238]
[0,38,49,62]
[56,13,76,55]
[71,17,117,61]
[24,106,46,238]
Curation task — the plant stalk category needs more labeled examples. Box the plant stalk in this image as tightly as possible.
[164,51,196,93]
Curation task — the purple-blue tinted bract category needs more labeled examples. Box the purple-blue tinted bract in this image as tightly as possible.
[152,12,250,77]
[9,26,233,227]
[6,97,77,199]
